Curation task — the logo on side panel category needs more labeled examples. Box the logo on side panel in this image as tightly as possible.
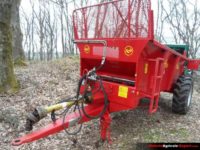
[124,45,134,56]
[84,45,90,54]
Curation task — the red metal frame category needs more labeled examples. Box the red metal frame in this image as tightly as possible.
[12,0,200,146]
[73,0,151,39]
[12,93,107,146]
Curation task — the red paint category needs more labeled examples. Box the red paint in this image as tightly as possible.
[12,0,200,146]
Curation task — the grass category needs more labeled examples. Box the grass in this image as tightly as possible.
[169,128,188,138]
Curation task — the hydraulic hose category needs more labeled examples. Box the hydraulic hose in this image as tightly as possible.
[73,40,107,72]
[62,102,83,135]
[62,39,108,133]
[77,74,108,119]
[81,76,108,119]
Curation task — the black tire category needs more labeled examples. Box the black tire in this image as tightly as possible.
[172,75,193,114]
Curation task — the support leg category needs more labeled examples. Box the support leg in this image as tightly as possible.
[100,110,111,143]
[149,95,159,114]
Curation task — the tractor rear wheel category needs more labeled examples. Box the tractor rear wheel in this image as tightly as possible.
[172,75,193,114]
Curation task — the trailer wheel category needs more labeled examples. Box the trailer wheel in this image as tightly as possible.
[172,75,193,114]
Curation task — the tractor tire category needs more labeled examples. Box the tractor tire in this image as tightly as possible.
[172,75,193,114]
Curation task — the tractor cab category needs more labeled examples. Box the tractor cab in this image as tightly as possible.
[166,44,189,57]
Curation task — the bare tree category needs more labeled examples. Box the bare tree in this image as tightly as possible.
[11,0,25,65]
[155,0,167,43]
[20,0,113,60]
[35,1,46,61]
[58,0,67,57]
[0,1,19,93]
[45,4,57,60]
[159,0,200,58]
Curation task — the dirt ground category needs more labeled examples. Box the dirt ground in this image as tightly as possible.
[0,56,200,150]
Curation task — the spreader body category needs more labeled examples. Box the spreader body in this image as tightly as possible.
[73,0,199,113]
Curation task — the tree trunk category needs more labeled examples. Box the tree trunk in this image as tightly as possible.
[0,1,19,93]
[11,0,25,65]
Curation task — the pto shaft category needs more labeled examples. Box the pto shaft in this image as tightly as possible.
[25,101,75,131]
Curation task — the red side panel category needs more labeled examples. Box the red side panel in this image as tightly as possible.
[77,39,149,81]
[136,40,188,95]
[188,60,200,70]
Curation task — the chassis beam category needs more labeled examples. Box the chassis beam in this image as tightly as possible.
[12,105,105,146]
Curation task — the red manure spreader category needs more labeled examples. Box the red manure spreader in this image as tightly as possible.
[12,0,200,146]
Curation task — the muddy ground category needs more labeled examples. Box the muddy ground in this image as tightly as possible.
[0,56,200,150]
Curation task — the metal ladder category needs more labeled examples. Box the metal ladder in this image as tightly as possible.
[148,58,164,113]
